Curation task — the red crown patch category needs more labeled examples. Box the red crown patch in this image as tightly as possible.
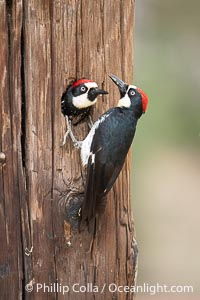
[72,79,93,89]
[137,87,148,113]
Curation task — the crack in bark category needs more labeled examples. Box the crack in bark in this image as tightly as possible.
[19,2,35,298]
[5,0,12,17]
[20,5,27,300]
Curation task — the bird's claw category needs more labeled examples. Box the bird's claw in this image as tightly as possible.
[62,130,70,146]
[62,133,82,149]
[74,141,83,149]
[62,116,83,148]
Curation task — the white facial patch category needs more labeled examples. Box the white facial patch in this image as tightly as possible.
[129,85,137,89]
[85,82,98,89]
[72,82,98,109]
[117,94,131,108]
[117,85,137,108]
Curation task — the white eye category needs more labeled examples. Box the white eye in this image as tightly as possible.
[130,90,135,96]
[81,86,86,92]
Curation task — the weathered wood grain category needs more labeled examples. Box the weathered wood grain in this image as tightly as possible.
[0,0,137,299]
[0,0,24,299]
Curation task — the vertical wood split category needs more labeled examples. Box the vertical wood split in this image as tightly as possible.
[0,1,137,299]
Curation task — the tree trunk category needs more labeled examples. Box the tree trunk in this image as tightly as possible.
[0,1,137,299]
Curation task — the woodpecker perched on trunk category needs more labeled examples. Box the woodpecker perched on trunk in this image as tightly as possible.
[80,74,148,224]
[61,79,108,147]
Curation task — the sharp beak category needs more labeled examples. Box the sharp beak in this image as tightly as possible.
[88,87,108,101]
[109,74,128,97]
[96,88,109,95]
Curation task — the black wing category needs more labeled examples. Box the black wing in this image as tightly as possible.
[81,108,137,223]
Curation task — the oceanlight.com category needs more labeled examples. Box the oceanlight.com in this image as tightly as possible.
[25,282,194,295]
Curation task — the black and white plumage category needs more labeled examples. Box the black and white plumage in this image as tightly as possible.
[80,74,148,223]
[61,79,108,147]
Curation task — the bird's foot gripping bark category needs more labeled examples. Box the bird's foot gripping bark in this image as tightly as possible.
[62,116,83,149]
[73,141,83,149]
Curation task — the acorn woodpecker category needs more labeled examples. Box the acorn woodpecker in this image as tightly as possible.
[61,79,108,147]
[80,74,148,223]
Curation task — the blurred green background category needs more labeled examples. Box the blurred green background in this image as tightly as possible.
[132,0,200,299]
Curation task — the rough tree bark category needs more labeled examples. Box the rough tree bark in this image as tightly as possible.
[0,0,137,299]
